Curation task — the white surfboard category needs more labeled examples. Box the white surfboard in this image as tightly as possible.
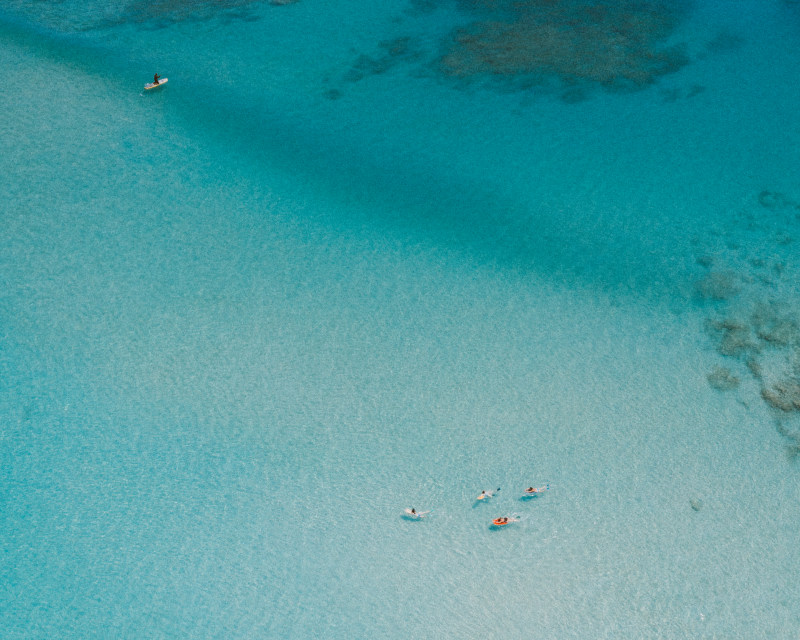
[144,78,168,90]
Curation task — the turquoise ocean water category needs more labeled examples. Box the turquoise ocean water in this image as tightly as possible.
[2,0,800,637]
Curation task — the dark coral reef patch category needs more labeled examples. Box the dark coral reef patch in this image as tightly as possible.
[758,190,800,212]
[343,37,425,84]
[705,318,759,357]
[762,380,800,412]
[707,366,740,391]
[333,0,692,100]
[120,0,269,26]
[439,0,690,90]
[697,190,800,459]
[695,271,741,301]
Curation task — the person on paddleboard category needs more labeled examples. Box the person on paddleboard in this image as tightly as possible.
[153,73,161,86]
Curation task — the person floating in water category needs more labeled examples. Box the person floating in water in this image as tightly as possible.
[476,487,501,501]
[404,508,430,519]
[492,515,520,527]
[523,484,550,496]
[153,73,160,86]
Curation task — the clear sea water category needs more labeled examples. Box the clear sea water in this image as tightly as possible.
[2,1,800,637]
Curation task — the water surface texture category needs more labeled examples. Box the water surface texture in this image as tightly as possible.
[2,1,800,637]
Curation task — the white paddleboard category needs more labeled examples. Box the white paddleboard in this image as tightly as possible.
[144,78,168,90]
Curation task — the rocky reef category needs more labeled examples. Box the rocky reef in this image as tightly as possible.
[119,0,279,26]
[697,190,800,460]
[706,366,740,391]
[342,37,424,85]
[332,0,704,100]
[762,380,800,412]
[439,0,690,91]
[696,271,741,301]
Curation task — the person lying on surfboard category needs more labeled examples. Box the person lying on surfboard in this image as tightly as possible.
[476,488,500,501]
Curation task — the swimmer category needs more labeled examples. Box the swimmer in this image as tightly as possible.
[476,487,501,501]
[491,514,520,527]
[523,484,550,496]
[404,508,430,519]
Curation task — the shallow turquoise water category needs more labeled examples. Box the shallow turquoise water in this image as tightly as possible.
[2,1,800,637]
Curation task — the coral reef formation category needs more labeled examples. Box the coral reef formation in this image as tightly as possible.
[439,0,689,90]
[758,190,800,212]
[697,190,800,459]
[705,318,759,356]
[120,0,268,25]
[336,0,694,100]
[707,367,740,391]
[762,380,800,412]
[696,271,740,301]
[343,37,424,84]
